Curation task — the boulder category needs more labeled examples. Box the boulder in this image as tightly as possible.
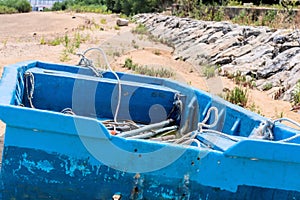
[116,18,129,26]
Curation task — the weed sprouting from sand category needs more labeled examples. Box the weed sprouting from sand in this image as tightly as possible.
[131,24,148,35]
[153,49,161,56]
[40,36,46,45]
[48,37,62,46]
[2,39,8,48]
[292,80,300,105]
[100,18,107,24]
[60,49,70,62]
[203,65,216,78]
[262,83,273,91]
[248,102,263,115]
[123,58,174,78]
[225,86,248,107]
[58,32,90,62]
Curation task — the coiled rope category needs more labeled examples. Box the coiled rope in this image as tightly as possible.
[77,47,122,123]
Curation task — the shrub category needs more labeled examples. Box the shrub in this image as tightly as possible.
[0,5,17,14]
[40,36,46,45]
[0,0,30,13]
[203,65,216,78]
[262,83,273,91]
[225,86,248,107]
[292,80,300,105]
[52,1,68,11]
[100,18,107,24]
[15,0,31,12]
[124,58,137,70]
[48,37,62,46]
[131,24,148,35]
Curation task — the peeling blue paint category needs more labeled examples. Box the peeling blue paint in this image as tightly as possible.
[36,160,54,173]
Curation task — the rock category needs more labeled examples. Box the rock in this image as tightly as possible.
[134,13,300,101]
[207,31,224,44]
[257,47,300,78]
[233,44,273,65]
[116,18,129,26]
[216,44,253,59]
[279,41,300,53]
[242,27,262,38]
[214,56,232,65]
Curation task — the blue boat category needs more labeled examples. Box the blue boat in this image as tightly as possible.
[0,48,300,199]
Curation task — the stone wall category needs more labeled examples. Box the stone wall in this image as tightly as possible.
[135,13,300,101]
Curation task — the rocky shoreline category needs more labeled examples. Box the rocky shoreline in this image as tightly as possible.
[135,13,300,102]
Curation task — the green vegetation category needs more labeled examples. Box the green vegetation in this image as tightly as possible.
[292,80,300,105]
[173,0,300,28]
[203,65,217,78]
[223,70,256,89]
[51,0,169,16]
[0,0,30,13]
[60,49,71,62]
[123,58,174,78]
[153,49,161,56]
[262,82,273,91]
[100,18,107,24]
[2,38,8,47]
[0,5,17,14]
[38,32,89,62]
[227,0,242,6]
[225,86,248,107]
[49,37,61,46]
[131,24,148,35]
[248,102,263,115]
[40,36,46,45]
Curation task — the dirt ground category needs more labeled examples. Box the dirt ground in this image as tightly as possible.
[0,11,299,137]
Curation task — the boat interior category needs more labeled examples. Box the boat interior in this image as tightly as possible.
[1,60,300,157]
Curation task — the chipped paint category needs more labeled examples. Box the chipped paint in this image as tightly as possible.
[36,160,54,173]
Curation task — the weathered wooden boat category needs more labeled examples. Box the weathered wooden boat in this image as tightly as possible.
[0,48,300,199]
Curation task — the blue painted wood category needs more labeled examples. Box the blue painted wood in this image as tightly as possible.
[0,61,300,199]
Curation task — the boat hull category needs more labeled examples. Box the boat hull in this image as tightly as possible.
[1,107,300,200]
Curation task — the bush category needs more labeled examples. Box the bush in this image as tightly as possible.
[0,5,17,14]
[225,87,248,107]
[15,0,31,12]
[203,65,216,78]
[52,2,68,11]
[0,0,31,13]
[292,80,300,105]
[262,83,273,91]
[131,23,148,35]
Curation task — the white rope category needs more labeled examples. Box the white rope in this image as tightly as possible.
[172,106,220,148]
[181,139,202,147]
[24,71,35,108]
[61,108,75,115]
[273,118,300,142]
[173,131,194,144]
[198,106,219,131]
[273,118,300,130]
[249,120,274,140]
[78,47,122,123]
[201,129,240,142]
